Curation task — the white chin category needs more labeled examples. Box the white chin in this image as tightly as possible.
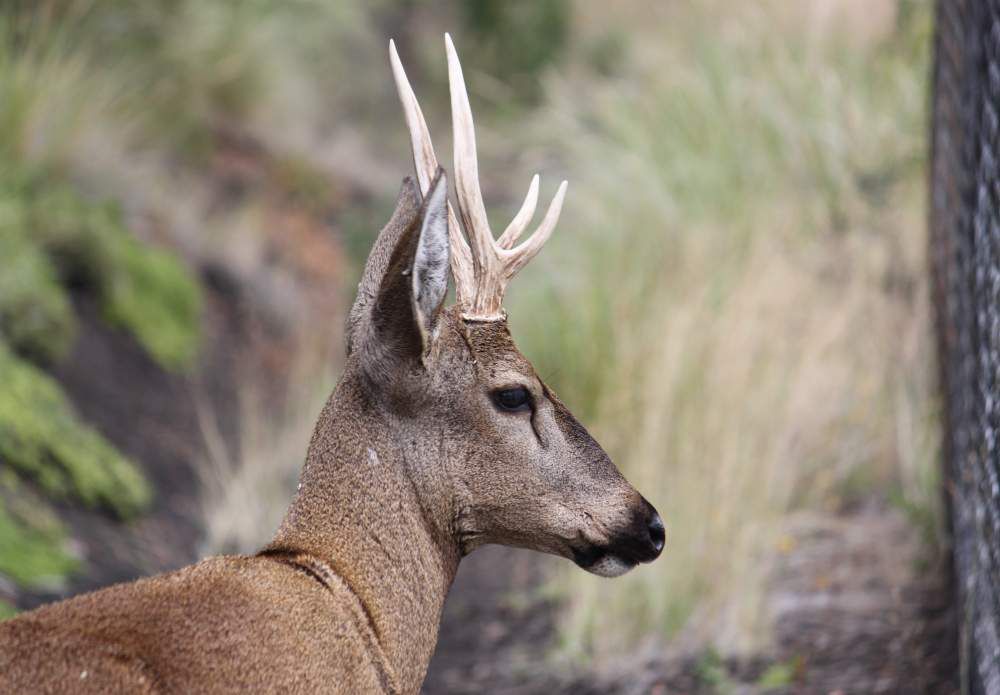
[586,555,634,578]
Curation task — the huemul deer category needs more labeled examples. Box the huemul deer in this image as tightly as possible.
[0,35,664,694]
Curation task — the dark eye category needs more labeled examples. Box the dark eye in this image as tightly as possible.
[493,387,531,412]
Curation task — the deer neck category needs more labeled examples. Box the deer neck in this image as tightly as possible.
[265,371,460,692]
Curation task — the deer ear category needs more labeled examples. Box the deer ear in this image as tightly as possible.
[346,176,422,356]
[358,168,449,382]
[411,169,450,342]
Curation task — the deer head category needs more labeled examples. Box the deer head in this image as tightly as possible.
[342,35,664,578]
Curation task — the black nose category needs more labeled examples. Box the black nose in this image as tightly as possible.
[647,512,665,557]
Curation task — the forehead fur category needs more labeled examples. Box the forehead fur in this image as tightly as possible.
[437,309,535,379]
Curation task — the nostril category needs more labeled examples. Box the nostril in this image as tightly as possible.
[647,513,665,555]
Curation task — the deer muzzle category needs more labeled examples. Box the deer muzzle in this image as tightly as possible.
[572,497,665,578]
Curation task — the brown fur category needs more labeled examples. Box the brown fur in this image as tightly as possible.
[0,177,662,694]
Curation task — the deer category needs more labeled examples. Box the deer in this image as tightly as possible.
[0,35,664,694]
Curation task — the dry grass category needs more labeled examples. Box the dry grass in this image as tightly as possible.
[72,0,935,665]
[498,0,937,657]
[4,0,938,663]
[196,360,333,555]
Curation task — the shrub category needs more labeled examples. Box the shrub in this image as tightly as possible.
[0,171,202,372]
[0,481,78,590]
[0,342,152,518]
[0,215,75,364]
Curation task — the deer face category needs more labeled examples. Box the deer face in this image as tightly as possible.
[435,315,663,576]
[347,172,663,577]
[345,35,663,577]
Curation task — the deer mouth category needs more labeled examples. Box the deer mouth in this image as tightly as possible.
[570,536,660,578]
[571,545,640,577]
[571,502,665,577]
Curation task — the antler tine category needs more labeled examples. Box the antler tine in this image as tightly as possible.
[390,39,476,305]
[389,40,437,194]
[497,174,539,250]
[502,180,568,279]
[391,34,566,320]
[445,33,495,272]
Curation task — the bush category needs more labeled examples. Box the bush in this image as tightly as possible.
[0,171,202,371]
[28,180,204,371]
[0,216,75,364]
[0,342,152,519]
[0,480,78,590]
[100,234,202,371]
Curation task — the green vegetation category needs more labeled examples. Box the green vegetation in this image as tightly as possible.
[695,649,734,693]
[0,343,151,518]
[1,171,202,371]
[0,1,222,602]
[757,658,799,690]
[0,600,16,621]
[0,175,171,589]
[0,482,78,589]
[0,0,359,599]
[1,1,266,161]
[460,0,570,100]
[0,5,208,597]
[100,235,202,371]
[0,217,75,365]
[0,510,76,589]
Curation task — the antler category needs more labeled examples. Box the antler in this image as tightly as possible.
[389,34,567,321]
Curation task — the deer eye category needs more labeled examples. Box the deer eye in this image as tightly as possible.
[493,387,531,412]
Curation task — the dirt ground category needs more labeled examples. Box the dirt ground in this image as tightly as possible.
[425,504,958,695]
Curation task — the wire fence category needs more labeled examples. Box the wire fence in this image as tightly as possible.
[931,1,1000,692]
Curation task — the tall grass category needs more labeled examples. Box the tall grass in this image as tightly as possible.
[502,0,936,655]
[1,0,937,660]
[196,355,333,555]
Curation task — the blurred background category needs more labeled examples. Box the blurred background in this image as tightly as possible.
[0,0,955,692]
